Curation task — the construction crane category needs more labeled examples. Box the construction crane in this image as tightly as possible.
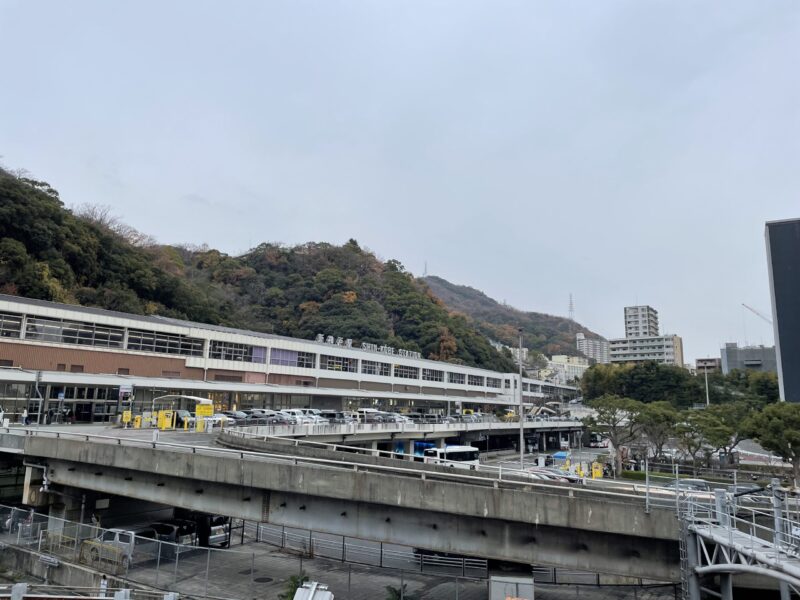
[742,303,773,325]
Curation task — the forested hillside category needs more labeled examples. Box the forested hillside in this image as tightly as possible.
[423,275,604,359]
[0,168,515,372]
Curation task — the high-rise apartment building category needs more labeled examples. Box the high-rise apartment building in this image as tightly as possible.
[766,218,800,402]
[576,333,609,364]
[624,305,660,338]
[609,305,684,367]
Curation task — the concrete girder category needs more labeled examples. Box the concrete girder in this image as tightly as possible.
[43,458,679,581]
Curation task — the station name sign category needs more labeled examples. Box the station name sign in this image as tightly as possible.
[316,334,421,360]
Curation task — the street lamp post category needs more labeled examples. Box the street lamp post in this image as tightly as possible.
[518,328,524,470]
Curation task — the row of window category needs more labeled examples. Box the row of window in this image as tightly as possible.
[127,328,204,356]
[26,316,125,348]
[1,312,543,390]
[0,313,23,338]
[210,340,267,363]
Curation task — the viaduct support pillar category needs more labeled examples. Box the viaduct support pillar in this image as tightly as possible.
[403,440,414,460]
[685,531,702,600]
[719,573,733,600]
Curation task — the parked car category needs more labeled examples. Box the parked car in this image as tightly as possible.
[319,411,353,424]
[220,410,248,421]
[174,410,195,427]
[356,408,384,424]
[305,415,330,425]
[85,527,158,568]
[207,516,231,547]
[664,479,711,492]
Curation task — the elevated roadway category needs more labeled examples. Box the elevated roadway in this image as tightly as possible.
[231,417,583,444]
[0,428,680,582]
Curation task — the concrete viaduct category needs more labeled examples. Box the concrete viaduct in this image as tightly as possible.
[0,429,680,582]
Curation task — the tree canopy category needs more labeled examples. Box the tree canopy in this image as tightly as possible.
[0,168,515,372]
[745,402,800,486]
[581,362,779,409]
[583,394,644,474]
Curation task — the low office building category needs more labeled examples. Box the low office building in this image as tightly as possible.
[609,335,684,366]
[541,355,590,385]
[720,343,777,375]
[695,358,722,374]
[0,294,577,423]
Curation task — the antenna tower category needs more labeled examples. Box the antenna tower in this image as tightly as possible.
[568,294,575,334]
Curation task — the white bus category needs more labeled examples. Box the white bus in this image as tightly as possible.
[423,445,480,469]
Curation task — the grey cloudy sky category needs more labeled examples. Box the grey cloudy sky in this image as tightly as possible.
[1,1,798,363]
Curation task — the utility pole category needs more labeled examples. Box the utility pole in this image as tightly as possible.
[518,328,525,470]
[704,367,710,407]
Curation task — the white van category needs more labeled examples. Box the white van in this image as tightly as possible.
[282,408,312,423]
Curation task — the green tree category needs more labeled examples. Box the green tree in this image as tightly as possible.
[583,395,644,475]
[279,572,309,600]
[693,402,752,457]
[676,411,708,470]
[638,401,678,459]
[385,584,419,600]
[745,403,800,487]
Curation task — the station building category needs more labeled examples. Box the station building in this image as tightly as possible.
[0,295,577,423]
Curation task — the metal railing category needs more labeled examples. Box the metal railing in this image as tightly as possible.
[681,491,800,572]
[233,418,583,439]
[247,522,489,579]
[0,427,663,509]
[0,503,489,600]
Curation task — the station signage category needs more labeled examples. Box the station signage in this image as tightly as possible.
[315,333,421,360]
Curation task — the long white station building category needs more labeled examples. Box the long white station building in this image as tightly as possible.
[0,294,577,423]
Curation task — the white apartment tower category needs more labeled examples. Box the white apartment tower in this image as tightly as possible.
[610,305,685,367]
[576,333,609,364]
[624,305,660,338]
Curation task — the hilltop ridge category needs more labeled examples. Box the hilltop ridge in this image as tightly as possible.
[0,167,515,372]
[422,275,604,360]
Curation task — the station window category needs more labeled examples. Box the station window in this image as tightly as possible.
[468,375,484,387]
[320,355,358,373]
[117,368,130,375]
[70,365,84,373]
[394,365,419,379]
[25,316,124,348]
[486,377,501,389]
[126,328,204,357]
[362,360,391,377]
[448,372,466,385]
[0,312,22,338]
[209,340,266,363]
[269,349,316,369]
[422,369,444,382]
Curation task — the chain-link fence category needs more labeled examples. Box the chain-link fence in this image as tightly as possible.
[0,503,681,600]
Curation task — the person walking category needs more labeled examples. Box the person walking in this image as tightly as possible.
[22,408,28,426]
[99,575,108,598]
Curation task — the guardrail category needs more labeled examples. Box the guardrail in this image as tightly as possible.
[0,427,661,509]
[247,522,489,579]
[235,418,583,439]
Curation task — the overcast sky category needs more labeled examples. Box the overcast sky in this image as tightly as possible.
[1,1,798,362]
